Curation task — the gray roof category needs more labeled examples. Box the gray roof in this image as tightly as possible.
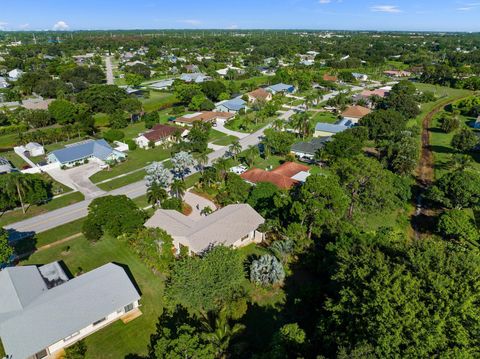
[0,263,140,359]
[50,139,115,164]
[216,97,246,112]
[145,204,264,253]
[315,122,350,134]
[268,83,294,93]
[291,137,330,155]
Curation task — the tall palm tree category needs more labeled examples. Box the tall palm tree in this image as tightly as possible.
[228,140,242,160]
[244,145,258,167]
[201,307,246,359]
[214,157,230,182]
[271,118,284,131]
[194,151,209,174]
[290,112,312,139]
[147,183,168,208]
[4,173,31,214]
[170,179,186,200]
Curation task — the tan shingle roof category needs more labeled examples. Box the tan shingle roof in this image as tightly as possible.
[341,105,371,119]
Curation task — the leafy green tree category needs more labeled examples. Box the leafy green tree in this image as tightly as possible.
[0,229,14,265]
[291,174,349,238]
[268,323,306,359]
[216,173,250,206]
[120,97,143,122]
[123,227,175,274]
[102,129,125,143]
[333,156,400,218]
[262,129,296,156]
[451,128,479,152]
[247,182,281,218]
[439,113,460,133]
[438,209,479,245]
[108,109,128,129]
[321,127,368,160]
[321,233,480,358]
[427,171,480,209]
[170,179,187,200]
[289,112,313,139]
[359,109,407,140]
[125,73,144,87]
[147,183,169,208]
[48,99,77,124]
[167,246,246,315]
[186,122,211,153]
[83,195,146,240]
[77,85,128,113]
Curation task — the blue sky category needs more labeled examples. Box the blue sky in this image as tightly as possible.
[0,0,478,32]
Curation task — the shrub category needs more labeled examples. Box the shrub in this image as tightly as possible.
[125,139,137,151]
[103,129,125,142]
[250,254,285,286]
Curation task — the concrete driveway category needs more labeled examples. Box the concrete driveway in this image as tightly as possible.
[47,163,106,199]
[184,191,217,220]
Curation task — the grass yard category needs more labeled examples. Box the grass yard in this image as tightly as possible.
[310,111,338,124]
[141,91,178,112]
[225,115,270,133]
[1,151,28,169]
[93,113,110,127]
[209,128,238,146]
[0,191,85,227]
[97,169,147,191]
[22,235,165,359]
[89,147,170,183]
[0,133,18,150]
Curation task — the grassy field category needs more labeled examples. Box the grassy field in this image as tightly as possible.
[209,128,238,146]
[0,192,85,227]
[141,91,178,112]
[310,111,338,124]
[89,147,170,183]
[0,133,18,150]
[1,150,28,169]
[22,235,165,359]
[97,169,147,191]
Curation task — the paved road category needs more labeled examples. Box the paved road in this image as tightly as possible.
[6,126,267,237]
[215,121,248,139]
[105,56,114,85]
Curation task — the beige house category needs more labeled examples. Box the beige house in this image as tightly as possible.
[145,204,265,255]
[0,262,141,359]
[247,88,273,103]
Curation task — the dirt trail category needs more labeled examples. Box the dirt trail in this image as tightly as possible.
[412,96,469,238]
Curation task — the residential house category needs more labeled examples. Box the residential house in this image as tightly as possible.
[266,83,296,95]
[25,142,45,157]
[340,105,371,124]
[145,204,265,255]
[359,88,390,99]
[247,88,273,103]
[352,73,368,81]
[0,76,9,89]
[384,70,411,78]
[179,73,212,83]
[135,124,186,149]
[185,64,200,73]
[8,69,24,81]
[0,262,141,359]
[322,74,338,82]
[216,66,244,77]
[47,139,126,167]
[215,97,247,113]
[240,162,311,190]
[0,157,13,174]
[314,122,352,138]
[291,137,331,161]
[149,79,174,90]
[174,111,236,126]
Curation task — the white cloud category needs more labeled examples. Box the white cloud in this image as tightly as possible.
[228,24,239,29]
[371,5,402,13]
[53,20,69,30]
[19,23,29,30]
[0,22,8,30]
[319,0,332,3]
[457,6,473,10]
[178,19,201,26]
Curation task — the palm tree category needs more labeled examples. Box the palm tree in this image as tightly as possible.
[170,179,186,200]
[228,140,242,160]
[290,112,312,139]
[271,118,284,131]
[304,93,317,110]
[146,183,168,208]
[214,157,230,182]
[194,152,209,174]
[201,307,246,359]
[244,145,258,167]
[4,173,31,214]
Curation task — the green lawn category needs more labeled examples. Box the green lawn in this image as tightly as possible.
[225,115,270,133]
[0,192,85,227]
[0,133,18,150]
[35,218,85,247]
[89,147,171,183]
[22,235,165,359]
[1,151,28,169]
[310,111,338,124]
[97,169,147,191]
[93,113,110,127]
[141,91,179,112]
[209,128,238,146]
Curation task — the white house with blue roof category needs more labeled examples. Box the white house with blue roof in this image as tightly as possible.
[47,139,126,167]
[215,97,247,113]
[314,121,353,138]
[266,83,296,95]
